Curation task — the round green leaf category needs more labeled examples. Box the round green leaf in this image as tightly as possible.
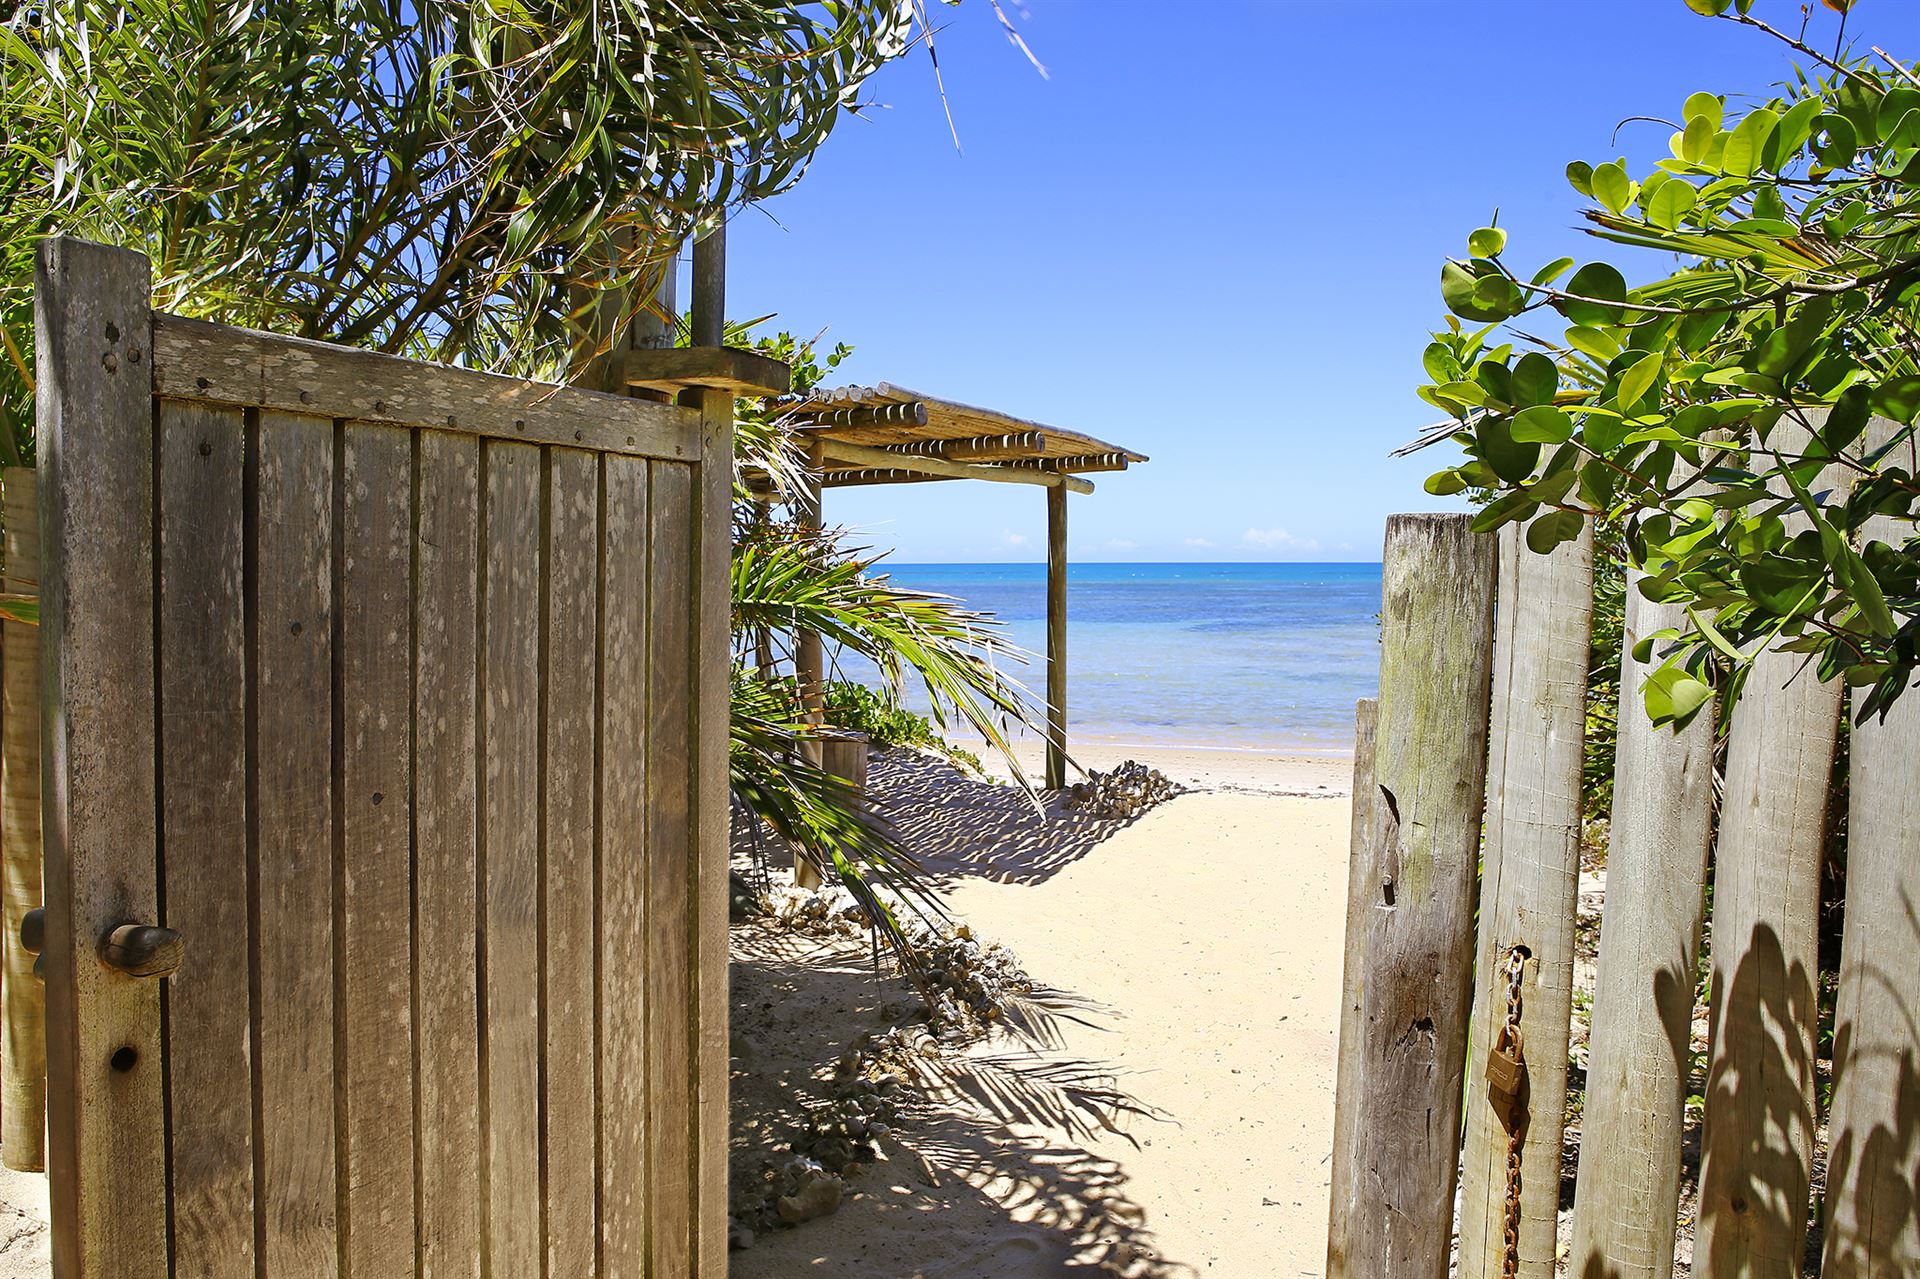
[1510,352,1559,407]
[1591,161,1634,215]
[1442,261,1523,323]
[1683,91,1724,130]
[1812,114,1857,169]
[1425,468,1469,497]
[1525,509,1585,554]
[1476,414,1542,484]
[1561,263,1628,326]
[1468,226,1507,258]
[1646,179,1697,230]
[1511,405,1574,444]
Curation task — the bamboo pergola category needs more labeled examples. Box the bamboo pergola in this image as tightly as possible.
[748,382,1148,789]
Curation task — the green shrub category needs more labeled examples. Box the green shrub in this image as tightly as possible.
[824,681,983,773]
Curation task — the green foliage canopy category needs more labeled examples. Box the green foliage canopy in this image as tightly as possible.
[1419,0,1920,724]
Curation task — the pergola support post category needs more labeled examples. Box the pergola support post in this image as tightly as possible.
[1045,479,1068,789]
[793,436,827,888]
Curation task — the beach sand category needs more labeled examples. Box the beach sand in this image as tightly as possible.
[732,746,1353,1277]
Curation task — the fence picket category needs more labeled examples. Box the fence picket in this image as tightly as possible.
[1458,520,1594,1279]
[1325,696,1378,1279]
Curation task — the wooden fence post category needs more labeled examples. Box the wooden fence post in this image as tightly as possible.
[1458,520,1594,1279]
[1694,420,1848,1278]
[2,466,43,1172]
[1325,696,1377,1279]
[36,237,169,1276]
[1821,417,1920,1278]
[1350,512,1497,1279]
[1567,581,1719,1279]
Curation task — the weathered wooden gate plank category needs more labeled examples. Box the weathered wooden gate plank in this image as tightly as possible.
[1351,512,1497,1279]
[2,467,44,1174]
[646,460,696,1277]
[1568,584,1718,1279]
[35,236,168,1279]
[413,429,483,1279]
[692,398,733,1273]
[544,447,600,1278]
[253,409,340,1279]
[338,422,418,1275]
[598,454,651,1278]
[1458,521,1594,1279]
[481,441,543,1277]
[156,400,254,1277]
[1822,418,1920,1279]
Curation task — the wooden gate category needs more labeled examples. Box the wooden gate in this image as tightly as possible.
[31,237,731,1277]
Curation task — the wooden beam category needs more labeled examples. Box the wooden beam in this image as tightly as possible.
[883,432,1047,462]
[621,345,790,398]
[818,439,1093,494]
[1044,483,1069,789]
[1002,452,1133,475]
[819,468,960,489]
[1,467,42,1174]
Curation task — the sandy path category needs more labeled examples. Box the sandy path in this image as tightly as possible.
[734,758,1350,1277]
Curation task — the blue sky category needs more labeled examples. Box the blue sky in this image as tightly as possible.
[726,0,1920,563]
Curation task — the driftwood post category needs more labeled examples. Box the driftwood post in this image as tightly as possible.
[1044,480,1068,789]
[1324,696,1377,1279]
[1457,520,1594,1279]
[1821,418,1920,1278]
[1349,512,1496,1279]
[1,466,43,1172]
[1567,581,1719,1279]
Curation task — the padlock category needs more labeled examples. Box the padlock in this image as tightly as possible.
[1485,1022,1527,1128]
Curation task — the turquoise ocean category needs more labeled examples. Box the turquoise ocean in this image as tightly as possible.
[868,562,1383,754]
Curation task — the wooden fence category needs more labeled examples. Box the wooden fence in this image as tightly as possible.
[1329,500,1920,1279]
[7,236,733,1278]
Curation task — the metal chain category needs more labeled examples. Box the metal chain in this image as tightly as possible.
[1499,947,1528,1279]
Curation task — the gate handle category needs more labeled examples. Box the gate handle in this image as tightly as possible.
[19,907,43,956]
[100,924,184,979]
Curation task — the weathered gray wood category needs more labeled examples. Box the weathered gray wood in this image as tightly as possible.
[253,410,339,1279]
[34,235,168,1278]
[691,385,733,1273]
[1458,521,1595,1279]
[481,441,543,1277]
[818,438,1094,493]
[544,447,600,1279]
[1325,696,1378,1279]
[156,401,254,1276]
[1568,583,1719,1279]
[794,438,825,890]
[412,429,483,1279]
[646,460,696,1276]
[1045,482,1069,790]
[598,454,650,1278]
[1,466,44,1173]
[152,313,701,462]
[1821,417,1920,1279]
[337,422,416,1275]
[1694,423,1848,1278]
[1351,512,1496,1279]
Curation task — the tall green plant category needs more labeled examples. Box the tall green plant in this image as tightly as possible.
[1415,0,1920,726]
[0,0,919,458]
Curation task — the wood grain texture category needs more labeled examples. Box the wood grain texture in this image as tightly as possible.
[153,313,701,463]
[1324,697,1378,1279]
[1568,584,1718,1279]
[2,467,44,1173]
[691,396,733,1273]
[33,236,168,1279]
[413,430,483,1279]
[597,454,650,1279]
[646,460,695,1278]
[817,438,1094,493]
[156,401,254,1276]
[1044,482,1068,790]
[1351,513,1497,1279]
[1694,422,1847,1279]
[337,423,417,1275]
[543,448,599,1279]
[1458,521,1594,1279]
[481,441,543,1277]
[1821,417,1920,1279]
[253,410,340,1279]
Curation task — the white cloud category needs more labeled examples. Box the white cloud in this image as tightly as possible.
[1184,536,1215,548]
[1105,538,1137,551]
[1002,529,1029,547]
[1243,526,1321,553]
